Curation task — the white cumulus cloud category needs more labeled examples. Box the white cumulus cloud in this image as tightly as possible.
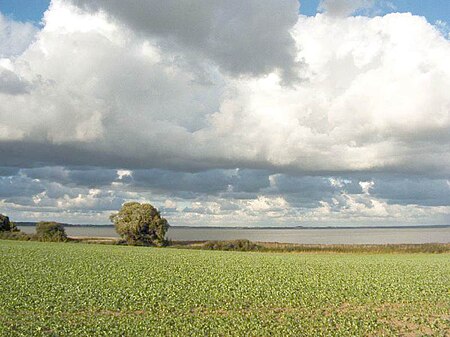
[0,0,449,226]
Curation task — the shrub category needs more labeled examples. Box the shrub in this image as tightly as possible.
[36,222,67,242]
[0,214,17,232]
[203,239,261,251]
[0,231,33,241]
[110,202,169,246]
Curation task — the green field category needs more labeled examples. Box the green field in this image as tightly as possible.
[0,240,449,336]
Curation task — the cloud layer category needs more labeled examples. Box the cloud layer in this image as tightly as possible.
[1,166,449,225]
[0,0,449,225]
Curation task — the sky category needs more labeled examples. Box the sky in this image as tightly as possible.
[0,0,449,227]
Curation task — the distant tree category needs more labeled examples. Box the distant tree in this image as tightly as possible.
[36,222,67,242]
[0,214,17,232]
[110,202,169,246]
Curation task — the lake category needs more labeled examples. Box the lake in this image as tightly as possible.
[18,226,450,244]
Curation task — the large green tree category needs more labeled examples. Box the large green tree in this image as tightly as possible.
[110,202,169,246]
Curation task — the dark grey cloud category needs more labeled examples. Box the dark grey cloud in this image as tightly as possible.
[231,169,271,193]
[69,0,301,81]
[132,169,233,194]
[371,177,450,207]
[1,165,448,225]
[0,175,44,198]
[22,166,118,187]
[3,166,449,212]
[266,175,345,208]
[0,167,19,176]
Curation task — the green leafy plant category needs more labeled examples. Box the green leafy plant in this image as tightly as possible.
[0,241,449,336]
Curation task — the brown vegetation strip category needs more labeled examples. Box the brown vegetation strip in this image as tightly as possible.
[170,240,450,254]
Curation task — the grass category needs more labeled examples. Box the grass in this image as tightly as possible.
[0,240,449,336]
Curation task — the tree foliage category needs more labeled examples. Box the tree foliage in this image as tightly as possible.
[110,202,169,246]
[0,214,17,232]
[36,222,67,242]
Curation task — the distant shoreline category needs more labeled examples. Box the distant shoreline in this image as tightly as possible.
[16,222,450,230]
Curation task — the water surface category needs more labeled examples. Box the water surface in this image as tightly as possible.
[18,226,450,244]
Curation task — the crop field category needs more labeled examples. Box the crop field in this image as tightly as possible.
[0,240,449,336]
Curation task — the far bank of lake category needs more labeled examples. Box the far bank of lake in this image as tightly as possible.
[18,226,450,245]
